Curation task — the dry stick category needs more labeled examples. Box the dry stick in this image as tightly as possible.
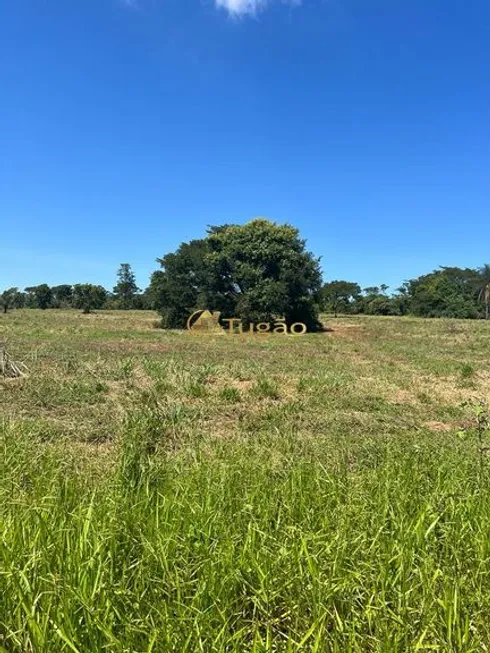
[0,342,28,378]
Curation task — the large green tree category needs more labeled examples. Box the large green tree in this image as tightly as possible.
[149,219,323,330]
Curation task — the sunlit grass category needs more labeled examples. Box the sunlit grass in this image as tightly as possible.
[3,420,490,651]
[1,310,490,650]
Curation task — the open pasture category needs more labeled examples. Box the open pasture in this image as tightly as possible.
[2,310,490,652]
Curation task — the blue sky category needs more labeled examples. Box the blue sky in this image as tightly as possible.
[1,0,489,293]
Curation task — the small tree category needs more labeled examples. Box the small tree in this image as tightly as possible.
[321,281,361,317]
[114,264,140,310]
[73,284,107,314]
[358,286,399,315]
[0,288,18,314]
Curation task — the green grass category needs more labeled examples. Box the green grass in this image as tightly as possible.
[2,310,490,651]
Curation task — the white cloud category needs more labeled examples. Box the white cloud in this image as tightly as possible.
[215,0,265,15]
[120,0,300,17]
[215,0,300,17]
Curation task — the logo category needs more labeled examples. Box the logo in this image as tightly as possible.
[186,310,307,336]
[186,310,226,335]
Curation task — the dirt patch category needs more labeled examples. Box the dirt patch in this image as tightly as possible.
[329,325,365,338]
[389,388,419,406]
[424,421,453,432]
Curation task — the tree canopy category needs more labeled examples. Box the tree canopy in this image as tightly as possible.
[113,263,140,309]
[321,281,361,317]
[149,219,323,330]
[0,288,20,314]
[72,284,108,314]
[25,284,52,310]
[319,266,488,318]
[402,267,481,319]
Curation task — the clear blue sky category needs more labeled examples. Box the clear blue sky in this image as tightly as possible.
[1,0,489,293]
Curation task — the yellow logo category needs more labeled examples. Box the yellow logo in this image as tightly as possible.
[186,310,226,335]
[186,311,307,336]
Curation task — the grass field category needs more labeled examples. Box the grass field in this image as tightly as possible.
[2,310,490,652]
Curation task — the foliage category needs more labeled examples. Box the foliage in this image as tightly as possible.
[401,267,481,318]
[477,264,490,319]
[0,288,21,313]
[321,280,361,316]
[150,219,323,330]
[320,265,490,319]
[3,250,490,322]
[24,284,53,310]
[72,284,108,313]
[51,284,73,308]
[0,263,145,313]
[357,286,401,316]
[113,263,140,309]
[148,239,212,328]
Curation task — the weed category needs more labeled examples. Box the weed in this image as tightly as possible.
[119,357,135,379]
[461,363,475,379]
[251,376,280,400]
[185,380,208,398]
[220,386,241,402]
[459,398,490,480]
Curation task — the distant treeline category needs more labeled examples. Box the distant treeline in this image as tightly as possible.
[0,264,151,314]
[321,265,490,319]
[2,250,490,322]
